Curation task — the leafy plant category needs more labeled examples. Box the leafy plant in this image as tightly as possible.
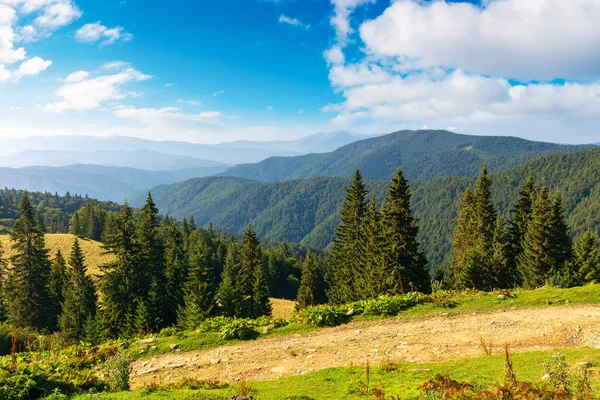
[102,352,131,392]
[220,319,253,340]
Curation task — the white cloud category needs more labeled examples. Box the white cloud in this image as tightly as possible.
[266,105,274,111]
[212,90,224,96]
[114,106,221,125]
[45,63,152,112]
[279,14,310,29]
[3,0,81,41]
[330,0,375,44]
[75,22,133,45]
[165,82,175,88]
[12,55,50,80]
[177,99,202,106]
[359,0,600,81]
[323,45,345,65]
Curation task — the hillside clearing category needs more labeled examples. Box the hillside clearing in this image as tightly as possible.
[130,304,600,388]
[0,233,113,275]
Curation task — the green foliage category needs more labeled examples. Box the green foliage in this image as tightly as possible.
[103,352,131,392]
[296,252,318,310]
[297,304,348,327]
[219,319,253,340]
[356,293,423,316]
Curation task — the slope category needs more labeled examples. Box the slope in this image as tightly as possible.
[137,149,600,267]
[222,130,594,182]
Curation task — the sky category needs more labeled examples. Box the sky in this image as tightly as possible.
[0,0,599,144]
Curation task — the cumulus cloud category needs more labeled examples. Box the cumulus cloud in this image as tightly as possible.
[330,0,375,44]
[75,22,133,45]
[359,0,600,81]
[45,63,152,112]
[279,14,310,29]
[177,99,202,106]
[12,55,50,80]
[4,0,81,42]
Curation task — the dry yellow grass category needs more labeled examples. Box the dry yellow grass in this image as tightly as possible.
[270,298,296,319]
[0,233,114,276]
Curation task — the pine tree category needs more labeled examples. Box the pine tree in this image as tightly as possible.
[573,231,600,284]
[5,192,53,330]
[490,215,512,288]
[135,193,165,327]
[216,242,240,317]
[59,239,98,341]
[380,168,430,293]
[163,223,188,326]
[518,188,554,288]
[327,169,367,304]
[548,192,573,275]
[238,225,262,317]
[362,197,384,299]
[133,298,150,337]
[48,250,67,331]
[252,262,272,318]
[98,202,139,338]
[508,175,537,282]
[296,252,318,310]
[177,245,214,330]
[449,188,476,288]
[69,213,81,236]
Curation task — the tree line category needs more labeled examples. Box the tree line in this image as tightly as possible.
[0,192,316,341]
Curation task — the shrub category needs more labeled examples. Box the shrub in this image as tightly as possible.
[271,317,289,328]
[426,291,458,308]
[102,352,131,392]
[358,293,423,316]
[159,327,177,337]
[298,305,348,327]
[220,320,254,340]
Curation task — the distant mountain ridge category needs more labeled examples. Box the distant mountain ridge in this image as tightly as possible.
[0,165,227,202]
[0,132,371,167]
[134,148,600,266]
[222,130,595,182]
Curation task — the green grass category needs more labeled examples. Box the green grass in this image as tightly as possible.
[71,347,600,400]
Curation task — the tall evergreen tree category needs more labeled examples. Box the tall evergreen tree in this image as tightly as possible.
[296,252,318,310]
[508,175,537,281]
[48,250,67,331]
[549,192,573,272]
[327,169,367,304]
[135,193,165,328]
[449,188,476,288]
[5,192,53,330]
[98,202,139,338]
[490,215,513,288]
[59,239,98,341]
[178,245,214,330]
[573,231,600,284]
[252,262,272,318]
[518,188,554,288]
[380,168,430,293]
[216,242,240,317]
[362,197,384,299]
[163,223,188,326]
[238,225,262,317]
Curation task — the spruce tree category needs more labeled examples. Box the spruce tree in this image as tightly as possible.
[327,169,367,304]
[5,192,53,330]
[238,225,262,317]
[133,298,150,336]
[362,197,384,299]
[573,231,600,284]
[216,242,240,317]
[518,188,554,288]
[48,250,67,331]
[178,245,214,330]
[508,175,537,281]
[252,262,272,318]
[296,252,318,310]
[59,239,98,341]
[163,223,188,326]
[380,168,430,293]
[449,188,476,288]
[490,215,513,288]
[98,202,139,338]
[135,193,165,327]
[549,192,573,272]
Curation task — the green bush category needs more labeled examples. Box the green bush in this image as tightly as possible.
[298,305,348,327]
[271,317,289,328]
[158,327,177,337]
[220,319,254,340]
[102,352,131,392]
[357,293,423,316]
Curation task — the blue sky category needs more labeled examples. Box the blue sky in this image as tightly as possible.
[0,0,599,143]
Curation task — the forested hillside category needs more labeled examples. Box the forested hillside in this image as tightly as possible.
[139,149,600,267]
[0,164,228,202]
[222,130,594,182]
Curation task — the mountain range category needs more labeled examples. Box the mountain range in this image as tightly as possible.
[222,130,594,181]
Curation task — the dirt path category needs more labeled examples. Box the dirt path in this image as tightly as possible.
[131,305,600,388]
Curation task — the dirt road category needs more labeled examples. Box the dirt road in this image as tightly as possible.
[131,305,600,387]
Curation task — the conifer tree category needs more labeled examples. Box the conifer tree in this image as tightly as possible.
[5,192,52,330]
[449,188,476,288]
[135,193,165,327]
[508,175,537,280]
[48,250,67,330]
[133,298,150,336]
[518,188,554,288]
[98,202,139,338]
[252,262,272,318]
[69,213,81,236]
[163,223,188,326]
[216,242,240,317]
[362,197,384,299]
[573,231,600,284]
[296,252,318,310]
[380,168,430,293]
[178,245,214,330]
[490,215,513,288]
[59,239,98,341]
[549,192,573,271]
[238,225,262,317]
[327,169,367,304]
